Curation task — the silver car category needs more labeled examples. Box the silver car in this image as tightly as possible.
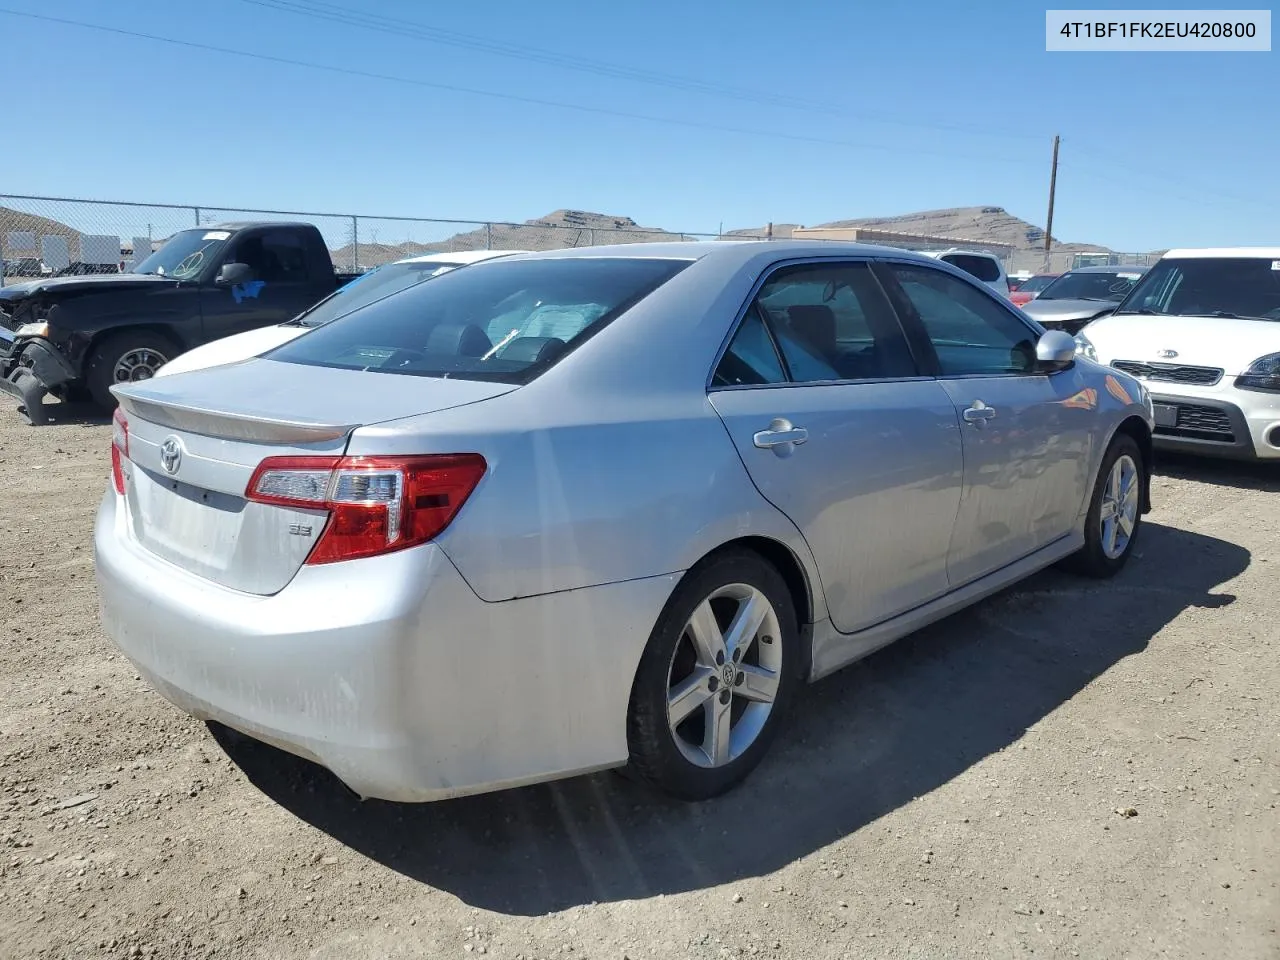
[94,241,1155,803]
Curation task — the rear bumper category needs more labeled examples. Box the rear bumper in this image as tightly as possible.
[94,490,678,802]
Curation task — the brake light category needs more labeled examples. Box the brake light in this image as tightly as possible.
[110,408,129,494]
[245,454,487,564]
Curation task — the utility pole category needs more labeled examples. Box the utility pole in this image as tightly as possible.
[1044,134,1060,272]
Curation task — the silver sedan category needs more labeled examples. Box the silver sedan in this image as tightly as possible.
[94,241,1155,802]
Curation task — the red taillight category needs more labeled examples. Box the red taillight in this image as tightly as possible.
[110,408,129,494]
[245,454,487,564]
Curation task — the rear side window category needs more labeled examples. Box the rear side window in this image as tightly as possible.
[941,254,1001,283]
[712,308,787,386]
[267,257,691,383]
[712,261,917,386]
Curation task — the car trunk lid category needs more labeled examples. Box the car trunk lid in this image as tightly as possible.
[112,358,514,594]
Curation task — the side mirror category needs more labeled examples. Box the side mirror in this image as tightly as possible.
[215,262,252,286]
[1035,329,1077,372]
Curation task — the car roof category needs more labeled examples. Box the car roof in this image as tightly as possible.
[1064,264,1149,273]
[498,239,943,266]
[396,250,527,266]
[1162,247,1280,260]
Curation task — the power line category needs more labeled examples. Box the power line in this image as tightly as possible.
[0,8,1047,168]
[239,0,1046,144]
[1065,142,1260,208]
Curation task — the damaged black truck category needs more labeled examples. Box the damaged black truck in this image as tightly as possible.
[0,221,363,423]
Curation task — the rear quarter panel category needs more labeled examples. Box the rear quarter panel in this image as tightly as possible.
[349,385,825,609]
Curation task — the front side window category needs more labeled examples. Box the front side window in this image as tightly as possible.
[887,264,1038,376]
[1116,257,1280,321]
[234,231,311,283]
[267,256,691,383]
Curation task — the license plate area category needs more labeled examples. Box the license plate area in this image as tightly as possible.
[1152,403,1178,428]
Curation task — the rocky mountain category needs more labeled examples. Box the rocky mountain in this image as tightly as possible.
[725,206,1109,255]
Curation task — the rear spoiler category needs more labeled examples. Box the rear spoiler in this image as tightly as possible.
[112,385,357,444]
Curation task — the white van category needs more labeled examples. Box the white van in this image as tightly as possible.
[919,248,1011,298]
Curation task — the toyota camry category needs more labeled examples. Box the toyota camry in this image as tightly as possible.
[94,241,1154,803]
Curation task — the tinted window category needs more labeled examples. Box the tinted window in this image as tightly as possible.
[1018,274,1058,294]
[235,231,311,283]
[1040,269,1143,302]
[1116,257,1280,320]
[298,260,463,327]
[268,257,690,383]
[712,308,786,386]
[941,254,1001,283]
[889,264,1037,376]
[751,262,917,382]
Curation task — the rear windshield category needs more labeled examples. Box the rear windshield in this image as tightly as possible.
[266,256,691,382]
[941,254,1001,283]
[294,259,463,327]
[1017,274,1057,294]
[1040,269,1144,302]
[1116,257,1280,320]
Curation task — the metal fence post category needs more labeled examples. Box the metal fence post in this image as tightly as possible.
[193,206,201,226]
[485,222,492,251]
[589,228,595,247]
[351,216,360,271]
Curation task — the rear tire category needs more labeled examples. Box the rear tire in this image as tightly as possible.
[1062,433,1145,578]
[625,548,802,801]
[86,331,179,409]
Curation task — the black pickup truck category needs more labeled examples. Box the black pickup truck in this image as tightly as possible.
[0,221,363,423]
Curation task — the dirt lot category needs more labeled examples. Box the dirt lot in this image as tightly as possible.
[0,405,1277,960]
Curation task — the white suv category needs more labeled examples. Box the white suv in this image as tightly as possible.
[919,249,1010,298]
[1074,247,1280,461]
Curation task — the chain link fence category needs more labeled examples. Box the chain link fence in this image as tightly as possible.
[0,194,721,285]
[0,193,1161,287]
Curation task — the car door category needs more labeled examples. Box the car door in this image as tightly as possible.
[708,259,964,635]
[876,260,1095,587]
[200,229,322,343]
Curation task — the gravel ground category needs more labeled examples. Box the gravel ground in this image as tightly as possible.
[0,404,1276,960]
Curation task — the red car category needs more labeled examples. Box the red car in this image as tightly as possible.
[1009,274,1059,306]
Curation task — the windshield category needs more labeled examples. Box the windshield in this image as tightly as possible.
[1116,257,1280,320]
[1040,269,1144,302]
[293,259,464,327]
[267,256,691,383]
[1018,274,1057,294]
[133,228,230,280]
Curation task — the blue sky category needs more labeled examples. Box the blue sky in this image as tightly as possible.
[1,0,1275,250]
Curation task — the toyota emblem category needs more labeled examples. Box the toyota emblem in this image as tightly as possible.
[1156,349,1178,359]
[159,437,183,475]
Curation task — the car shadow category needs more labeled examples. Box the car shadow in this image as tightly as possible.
[1154,450,1280,492]
[209,521,1246,915]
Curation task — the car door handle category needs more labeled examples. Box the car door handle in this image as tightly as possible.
[962,400,996,424]
[753,418,808,452]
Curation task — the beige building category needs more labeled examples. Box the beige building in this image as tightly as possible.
[788,225,1014,260]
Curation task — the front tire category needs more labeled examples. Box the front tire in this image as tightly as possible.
[86,331,179,409]
[1063,433,1145,578]
[625,549,802,801]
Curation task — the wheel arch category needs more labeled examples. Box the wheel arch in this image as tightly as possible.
[1111,415,1154,513]
[87,323,189,362]
[684,535,818,679]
